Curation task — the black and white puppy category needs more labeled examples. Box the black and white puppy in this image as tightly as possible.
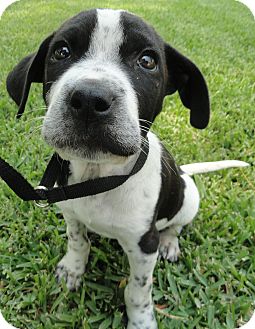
[6,9,248,329]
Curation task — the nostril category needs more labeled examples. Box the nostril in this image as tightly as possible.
[94,96,113,113]
[70,92,83,110]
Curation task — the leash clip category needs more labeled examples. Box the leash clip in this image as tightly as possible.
[34,186,49,208]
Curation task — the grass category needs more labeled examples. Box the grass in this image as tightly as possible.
[0,0,254,328]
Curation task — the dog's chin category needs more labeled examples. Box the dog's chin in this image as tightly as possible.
[54,143,140,164]
[43,127,142,163]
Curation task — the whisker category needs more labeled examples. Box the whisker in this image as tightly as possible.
[140,135,177,177]
[20,125,43,141]
[139,118,153,125]
[139,119,158,129]
[22,116,45,124]
[140,128,150,134]
[137,144,149,159]
[139,125,150,131]
[21,107,47,116]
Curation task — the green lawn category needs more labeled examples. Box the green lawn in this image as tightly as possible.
[0,0,254,328]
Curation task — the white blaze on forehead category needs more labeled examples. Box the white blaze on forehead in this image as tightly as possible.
[88,9,124,60]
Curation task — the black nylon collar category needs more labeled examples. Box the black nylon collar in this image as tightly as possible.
[0,139,149,206]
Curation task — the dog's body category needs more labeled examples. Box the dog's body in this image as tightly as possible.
[6,9,248,329]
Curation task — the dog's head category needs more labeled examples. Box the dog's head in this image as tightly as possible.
[7,9,210,161]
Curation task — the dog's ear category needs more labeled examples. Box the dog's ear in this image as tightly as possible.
[6,34,53,118]
[164,43,210,129]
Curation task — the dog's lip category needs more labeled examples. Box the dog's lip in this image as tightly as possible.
[55,146,138,163]
[55,142,140,158]
[43,132,141,162]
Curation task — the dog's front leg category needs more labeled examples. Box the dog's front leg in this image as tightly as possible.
[56,212,90,291]
[120,228,159,329]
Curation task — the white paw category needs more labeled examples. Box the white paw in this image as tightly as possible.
[159,234,180,262]
[55,253,86,290]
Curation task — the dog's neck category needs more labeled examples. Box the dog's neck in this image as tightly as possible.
[68,152,140,183]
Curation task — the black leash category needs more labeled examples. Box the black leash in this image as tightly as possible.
[0,141,149,207]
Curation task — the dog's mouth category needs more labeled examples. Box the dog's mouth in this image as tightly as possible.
[42,114,142,162]
[55,143,141,162]
[53,136,141,162]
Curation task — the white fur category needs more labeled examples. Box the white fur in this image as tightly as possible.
[89,9,123,61]
[180,160,249,175]
[57,132,162,239]
[55,216,90,290]
[159,228,181,262]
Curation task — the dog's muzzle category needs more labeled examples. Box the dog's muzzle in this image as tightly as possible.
[43,75,141,160]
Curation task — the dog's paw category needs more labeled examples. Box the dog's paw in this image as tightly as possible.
[159,234,180,262]
[55,254,86,291]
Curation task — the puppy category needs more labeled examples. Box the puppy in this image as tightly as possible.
[6,9,248,329]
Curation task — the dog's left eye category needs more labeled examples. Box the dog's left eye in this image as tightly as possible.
[52,45,71,61]
[137,54,157,71]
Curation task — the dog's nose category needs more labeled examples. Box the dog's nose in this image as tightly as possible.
[69,81,113,120]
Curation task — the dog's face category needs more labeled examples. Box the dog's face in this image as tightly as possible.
[7,9,210,161]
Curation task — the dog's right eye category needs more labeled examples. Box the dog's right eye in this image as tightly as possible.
[137,53,158,71]
[52,45,71,61]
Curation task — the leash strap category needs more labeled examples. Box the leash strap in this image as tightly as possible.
[0,157,41,201]
[0,140,149,205]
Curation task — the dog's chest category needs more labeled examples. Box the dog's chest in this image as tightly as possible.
[57,136,162,239]
[58,176,159,239]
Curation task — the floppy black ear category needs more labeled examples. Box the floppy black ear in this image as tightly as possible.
[165,44,210,129]
[6,34,53,118]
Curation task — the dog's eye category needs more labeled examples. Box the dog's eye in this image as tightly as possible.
[53,46,70,61]
[137,55,157,71]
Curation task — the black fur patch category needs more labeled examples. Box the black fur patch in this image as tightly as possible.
[138,225,159,254]
[120,11,167,128]
[156,143,185,223]
[44,10,97,99]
